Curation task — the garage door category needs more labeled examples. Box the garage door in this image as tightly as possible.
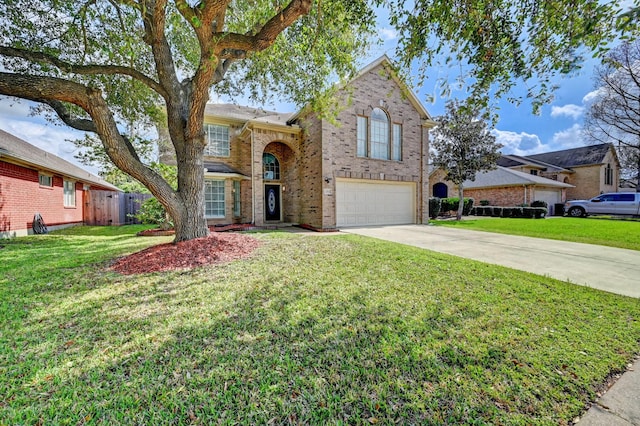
[336,179,416,227]
[534,189,561,215]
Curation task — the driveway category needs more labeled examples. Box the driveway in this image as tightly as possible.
[343,224,640,298]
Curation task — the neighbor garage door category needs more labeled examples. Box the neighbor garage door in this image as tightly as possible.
[534,189,561,215]
[336,179,416,227]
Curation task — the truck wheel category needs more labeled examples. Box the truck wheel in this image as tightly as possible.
[568,206,586,217]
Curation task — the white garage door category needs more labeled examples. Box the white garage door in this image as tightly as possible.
[534,189,561,215]
[336,179,416,227]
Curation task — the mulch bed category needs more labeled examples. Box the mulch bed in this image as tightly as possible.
[111,233,261,275]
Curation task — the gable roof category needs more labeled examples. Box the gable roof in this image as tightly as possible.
[463,166,574,189]
[286,55,436,126]
[204,104,293,125]
[525,143,614,168]
[0,129,120,191]
[498,154,573,173]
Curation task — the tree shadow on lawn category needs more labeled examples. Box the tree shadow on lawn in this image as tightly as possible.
[4,235,639,425]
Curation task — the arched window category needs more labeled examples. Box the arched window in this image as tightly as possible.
[433,182,448,198]
[370,108,390,160]
[263,153,280,180]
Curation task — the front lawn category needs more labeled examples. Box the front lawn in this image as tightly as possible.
[435,217,640,251]
[1,226,639,424]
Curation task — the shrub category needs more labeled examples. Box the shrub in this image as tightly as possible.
[134,197,173,229]
[531,200,548,209]
[522,207,535,218]
[501,207,512,218]
[511,207,523,218]
[480,200,490,206]
[440,197,474,216]
[491,207,503,217]
[429,197,442,219]
[533,207,548,219]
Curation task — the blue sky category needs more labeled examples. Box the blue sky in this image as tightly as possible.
[0,16,604,175]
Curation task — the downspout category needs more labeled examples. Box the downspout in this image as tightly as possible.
[420,124,424,223]
[523,184,527,205]
[250,128,255,225]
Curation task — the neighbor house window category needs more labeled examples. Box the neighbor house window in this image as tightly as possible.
[39,173,53,187]
[263,153,280,180]
[604,163,613,185]
[530,170,538,176]
[63,179,76,207]
[204,180,225,218]
[204,124,230,157]
[370,108,390,160]
[357,116,368,157]
[392,123,402,161]
[233,180,241,217]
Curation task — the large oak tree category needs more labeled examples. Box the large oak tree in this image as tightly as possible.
[0,0,376,242]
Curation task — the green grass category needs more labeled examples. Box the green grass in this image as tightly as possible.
[435,217,640,251]
[1,226,640,425]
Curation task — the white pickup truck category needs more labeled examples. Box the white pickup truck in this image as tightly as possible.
[564,192,640,217]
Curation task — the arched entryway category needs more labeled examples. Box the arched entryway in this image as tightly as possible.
[262,142,298,223]
[433,182,448,198]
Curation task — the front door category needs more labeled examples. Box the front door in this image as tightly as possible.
[265,184,281,221]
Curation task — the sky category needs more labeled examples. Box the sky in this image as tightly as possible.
[0,12,607,176]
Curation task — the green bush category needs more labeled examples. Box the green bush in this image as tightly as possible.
[440,197,474,215]
[134,197,173,229]
[511,207,523,218]
[501,207,512,218]
[531,200,548,209]
[533,207,548,219]
[429,197,442,219]
[491,207,503,217]
[480,200,490,206]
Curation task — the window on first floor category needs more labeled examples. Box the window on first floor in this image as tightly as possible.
[39,173,53,187]
[204,180,225,218]
[63,179,76,207]
[604,163,613,185]
[233,180,241,217]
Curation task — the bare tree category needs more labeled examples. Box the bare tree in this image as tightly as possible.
[584,41,640,190]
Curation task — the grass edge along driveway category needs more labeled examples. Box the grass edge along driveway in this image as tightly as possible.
[435,217,640,251]
[1,226,639,425]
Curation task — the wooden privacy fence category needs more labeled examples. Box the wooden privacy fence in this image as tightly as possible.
[83,191,152,226]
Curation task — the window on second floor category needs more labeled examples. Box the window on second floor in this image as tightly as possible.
[263,153,280,180]
[204,124,230,157]
[356,108,402,161]
[530,170,538,176]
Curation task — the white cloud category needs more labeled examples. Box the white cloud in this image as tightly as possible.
[582,89,603,104]
[379,27,397,41]
[550,104,584,120]
[493,129,545,156]
[550,123,585,149]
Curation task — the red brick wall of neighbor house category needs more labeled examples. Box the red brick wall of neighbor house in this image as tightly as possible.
[0,160,83,234]
[463,186,530,206]
[318,63,430,227]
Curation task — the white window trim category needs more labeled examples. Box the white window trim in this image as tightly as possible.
[39,173,53,187]
[204,124,230,157]
[204,179,226,219]
[63,179,76,207]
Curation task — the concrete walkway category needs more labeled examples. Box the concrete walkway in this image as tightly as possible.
[342,225,640,425]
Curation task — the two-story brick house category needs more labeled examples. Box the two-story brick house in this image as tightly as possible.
[172,56,436,230]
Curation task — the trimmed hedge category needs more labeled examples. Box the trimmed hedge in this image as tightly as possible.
[440,197,474,215]
[470,205,547,219]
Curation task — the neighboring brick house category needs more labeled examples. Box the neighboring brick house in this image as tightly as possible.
[169,56,436,230]
[498,143,620,200]
[430,143,620,215]
[0,129,120,237]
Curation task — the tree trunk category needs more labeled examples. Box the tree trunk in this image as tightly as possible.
[457,185,464,221]
[169,136,209,242]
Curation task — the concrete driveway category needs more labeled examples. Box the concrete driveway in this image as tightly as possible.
[343,224,640,298]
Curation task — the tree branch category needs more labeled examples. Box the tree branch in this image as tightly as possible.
[0,46,167,98]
